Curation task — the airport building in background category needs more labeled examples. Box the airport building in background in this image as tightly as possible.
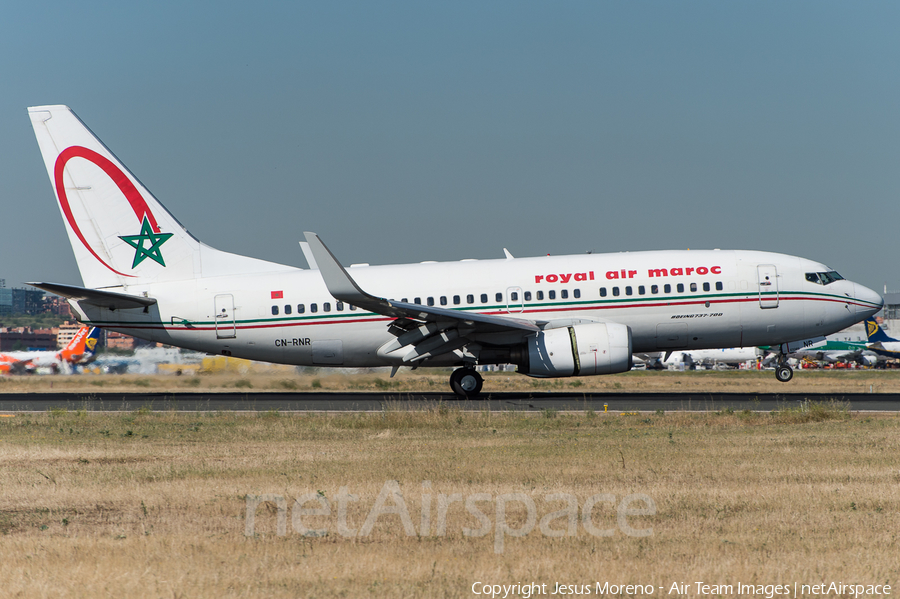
[56,321,84,349]
[881,290,900,334]
[0,327,57,351]
[0,286,45,317]
[0,282,73,319]
[106,331,137,351]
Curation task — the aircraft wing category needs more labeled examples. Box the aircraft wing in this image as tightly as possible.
[303,232,540,335]
[28,282,157,311]
[866,341,900,358]
[0,355,34,374]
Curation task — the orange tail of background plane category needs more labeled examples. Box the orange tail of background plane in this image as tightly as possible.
[58,326,101,364]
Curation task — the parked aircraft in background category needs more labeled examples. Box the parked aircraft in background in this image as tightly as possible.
[787,337,875,366]
[864,318,900,360]
[0,326,100,374]
[661,347,764,369]
[25,105,884,394]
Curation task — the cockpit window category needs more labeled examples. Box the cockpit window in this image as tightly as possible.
[805,271,844,285]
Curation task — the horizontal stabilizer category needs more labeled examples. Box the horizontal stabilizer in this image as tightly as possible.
[28,282,157,310]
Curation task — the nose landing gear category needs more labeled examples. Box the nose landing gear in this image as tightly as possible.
[775,360,793,383]
[449,368,483,397]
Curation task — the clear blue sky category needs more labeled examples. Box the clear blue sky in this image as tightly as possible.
[1,1,898,293]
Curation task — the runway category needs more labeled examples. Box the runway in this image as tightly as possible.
[1,391,898,412]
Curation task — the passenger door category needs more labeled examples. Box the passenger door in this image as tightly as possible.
[214,294,236,339]
[757,265,779,309]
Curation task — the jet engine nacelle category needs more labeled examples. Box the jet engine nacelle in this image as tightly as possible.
[519,323,632,378]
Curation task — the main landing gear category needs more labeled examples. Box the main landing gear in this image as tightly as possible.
[775,358,793,383]
[449,367,483,397]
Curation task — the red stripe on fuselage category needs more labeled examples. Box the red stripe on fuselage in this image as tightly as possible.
[95,293,871,333]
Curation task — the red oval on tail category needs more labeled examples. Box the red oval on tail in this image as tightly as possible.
[54,146,162,277]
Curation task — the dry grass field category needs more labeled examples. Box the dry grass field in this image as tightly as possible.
[0,398,898,598]
[3,366,900,395]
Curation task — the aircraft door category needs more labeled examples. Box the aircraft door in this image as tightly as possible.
[506,287,524,313]
[757,265,779,309]
[214,294,236,339]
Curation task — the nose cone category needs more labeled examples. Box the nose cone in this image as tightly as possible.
[853,283,883,319]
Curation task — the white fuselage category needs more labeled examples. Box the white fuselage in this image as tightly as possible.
[69,248,881,369]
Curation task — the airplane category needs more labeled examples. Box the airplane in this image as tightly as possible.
[787,337,876,366]
[25,105,884,395]
[650,347,764,370]
[0,325,100,374]
[863,318,900,360]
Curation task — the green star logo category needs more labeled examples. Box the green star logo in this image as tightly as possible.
[119,216,174,269]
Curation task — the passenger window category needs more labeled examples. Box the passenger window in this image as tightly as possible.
[612,287,620,297]
[549,290,556,300]
[414,297,421,305]
[716,282,724,291]
[495,293,503,302]
[440,296,447,306]
[651,285,658,294]
[298,304,305,313]
[560,290,568,299]
[284,304,292,315]
[690,283,697,292]
[638,286,645,295]
[664,284,671,293]
[677,284,684,293]
[625,286,632,296]
[401,298,407,303]
[310,304,318,313]
[510,292,518,301]
[453,295,460,305]
[703,282,710,292]
[336,301,344,311]
[323,302,331,312]
[427,297,435,306]
[524,291,532,301]
[467,294,474,304]
[573,289,580,298]
[537,291,544,300]
[481,294,488,303]
[271,306,279,316]
[349,305,357,311]
[599,288,607,297]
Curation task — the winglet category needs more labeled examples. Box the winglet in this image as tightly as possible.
[299,241,318,270]
[302,232,386,308]
[302,232,540,333]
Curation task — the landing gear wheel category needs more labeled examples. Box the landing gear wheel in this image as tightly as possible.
[449,368,483,397]
[775,364,793,383]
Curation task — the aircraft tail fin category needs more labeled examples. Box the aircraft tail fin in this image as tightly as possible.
[28,105,292,290]
[28,106,204,289]
[864,318,895,343]
[58,326,101,364]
